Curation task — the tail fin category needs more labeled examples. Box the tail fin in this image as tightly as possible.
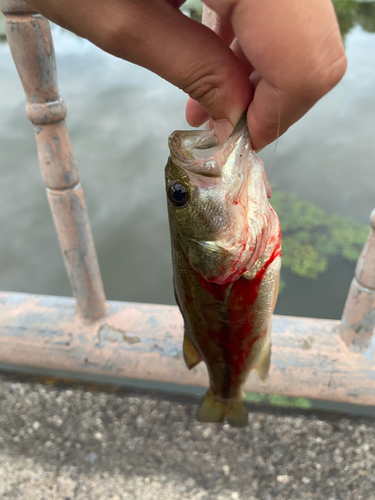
[227,399,248,428]
[196,390,248,427]
[196,390,225,423]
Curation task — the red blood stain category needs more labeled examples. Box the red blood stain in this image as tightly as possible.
[226,241,281,380]
[195,234,281,386]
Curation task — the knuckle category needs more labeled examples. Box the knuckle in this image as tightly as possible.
[182,65,231,111]
[302,48,347,100]
[278,39,347,104]
[322,51,347,90]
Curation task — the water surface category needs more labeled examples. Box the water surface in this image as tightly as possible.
[0,9,374,319]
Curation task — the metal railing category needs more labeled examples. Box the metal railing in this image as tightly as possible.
[0,0,374,406]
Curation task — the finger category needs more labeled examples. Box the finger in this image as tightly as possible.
[186,6,238,128]
[197,8,252,143]
[202,6,234,51]
[249,71,262,91]
[230,39,254,76]
[185,98,209,127]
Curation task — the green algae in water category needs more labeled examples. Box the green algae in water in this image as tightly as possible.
[271,190,369,291]
[246,392,312,409]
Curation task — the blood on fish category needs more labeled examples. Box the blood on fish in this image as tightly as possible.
[227,240,281,379]
[195,237,281,385]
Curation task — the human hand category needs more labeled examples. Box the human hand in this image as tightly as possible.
[187,0,347,148]
[25,0,346,150]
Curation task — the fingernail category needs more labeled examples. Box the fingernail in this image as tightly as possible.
[202,120,211,130]
[202,119,215,131]
[213,119,234,144]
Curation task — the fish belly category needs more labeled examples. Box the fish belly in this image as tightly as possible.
[175,249,281,402]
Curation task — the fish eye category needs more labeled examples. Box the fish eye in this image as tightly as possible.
[167,182,189,207]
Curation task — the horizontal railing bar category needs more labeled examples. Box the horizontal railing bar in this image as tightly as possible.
[1,291,374,407]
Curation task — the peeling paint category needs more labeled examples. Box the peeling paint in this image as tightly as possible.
[352,308,375,334]
[53,333,72,346]
[301,338,313,350]
[97,324,140,346]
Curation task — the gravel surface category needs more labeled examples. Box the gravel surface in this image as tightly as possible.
[0,373,374,500]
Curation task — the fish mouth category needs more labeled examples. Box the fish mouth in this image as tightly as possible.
[168,115,249,178]
[168,129,222,177]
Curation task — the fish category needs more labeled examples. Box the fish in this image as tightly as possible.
[165,116,281,427]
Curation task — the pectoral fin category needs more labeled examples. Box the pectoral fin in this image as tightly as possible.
[183,334,201,369]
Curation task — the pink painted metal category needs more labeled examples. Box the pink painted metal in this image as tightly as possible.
[1,0,107,320]
[340,209,375,360]
[1,291,374,406]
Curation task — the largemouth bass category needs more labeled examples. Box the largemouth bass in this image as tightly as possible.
[165,117,281,427]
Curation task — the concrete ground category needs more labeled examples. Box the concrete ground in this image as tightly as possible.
[0,372,374,500]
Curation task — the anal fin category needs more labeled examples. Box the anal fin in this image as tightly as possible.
[183,335,201,370]
[255,341,271,384]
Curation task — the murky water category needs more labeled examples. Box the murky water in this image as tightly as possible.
[0,6,374,321]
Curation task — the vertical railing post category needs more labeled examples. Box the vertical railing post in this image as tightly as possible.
[1,0,108,321]
[339,209,375,362]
